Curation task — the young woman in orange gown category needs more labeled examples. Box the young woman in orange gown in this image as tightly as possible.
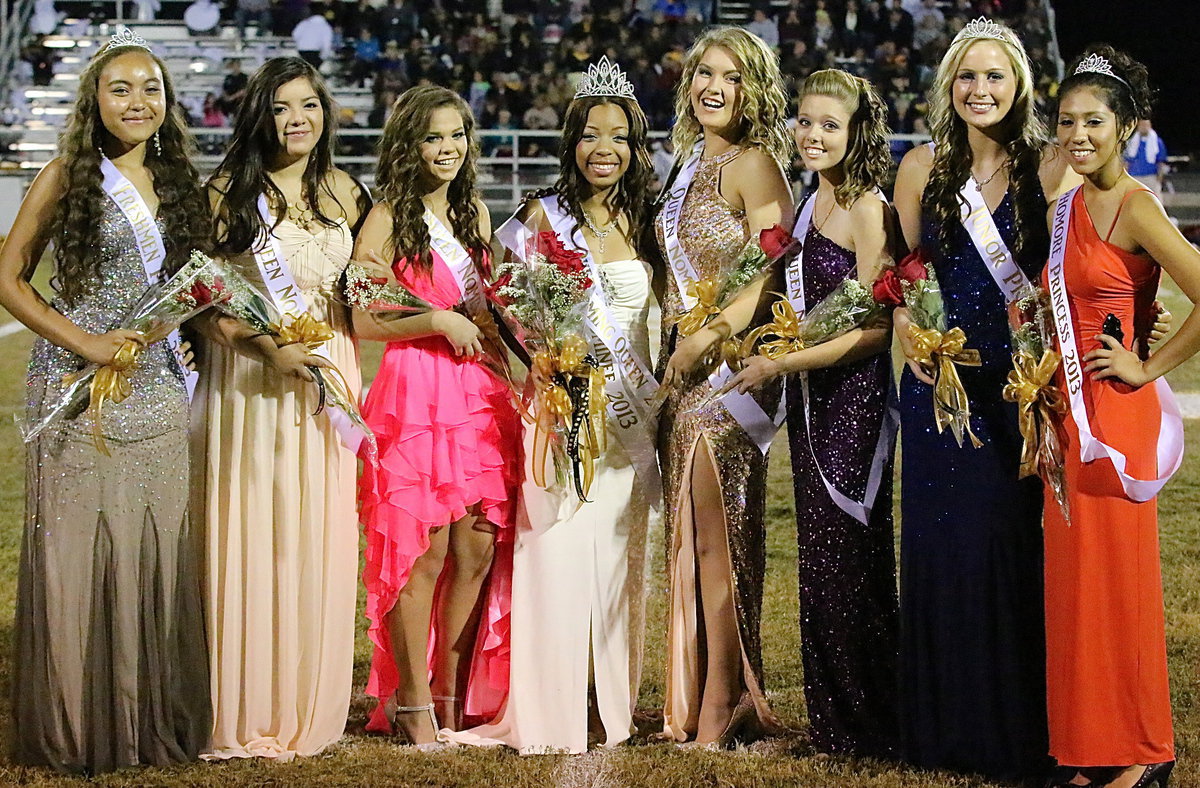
[1042,46,1200,788]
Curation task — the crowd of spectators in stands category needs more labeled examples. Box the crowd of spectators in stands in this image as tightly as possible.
[21,0,1061,165]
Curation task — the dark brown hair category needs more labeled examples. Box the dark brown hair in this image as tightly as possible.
[52,44,208,305]
[375,85,486,274]
[209,57,343,255]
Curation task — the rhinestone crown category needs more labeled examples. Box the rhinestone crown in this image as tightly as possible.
[574,56,636,100]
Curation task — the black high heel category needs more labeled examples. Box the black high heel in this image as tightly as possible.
[1129,761,1174,788]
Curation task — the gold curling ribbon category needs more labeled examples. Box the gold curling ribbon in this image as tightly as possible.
[271,313,336,349]
[742,298,805,360]
[673,278,721,337]
[1002,349,1065,478]
[909,324,984,448]
[81,339,142,456]
[528,334,608,498]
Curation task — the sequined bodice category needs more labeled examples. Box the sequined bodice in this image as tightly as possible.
[921,190,1044,372]
[656,146,750,320]
[27,196,187,441]
[801,227,856,308]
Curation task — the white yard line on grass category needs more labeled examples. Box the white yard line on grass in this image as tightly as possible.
[0,321,27,338]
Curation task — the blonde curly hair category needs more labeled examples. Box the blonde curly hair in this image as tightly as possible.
[671,27,791,168]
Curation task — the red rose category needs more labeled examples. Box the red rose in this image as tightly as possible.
[486,272,515,306]
[872,269,905,306]
[759,223,797,260]
[897,249,929,283]
[189,279,213,305]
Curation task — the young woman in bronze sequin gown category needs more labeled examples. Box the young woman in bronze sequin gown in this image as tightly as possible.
[655,28,794,747]
[0,39,210,774]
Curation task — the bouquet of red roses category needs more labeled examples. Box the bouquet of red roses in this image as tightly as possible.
[1002,283,1068,520]
[211,263,375,458]
[24,250,232,454]
[490,222,606,501]
[670,224,799,340]
[880,248,983,448]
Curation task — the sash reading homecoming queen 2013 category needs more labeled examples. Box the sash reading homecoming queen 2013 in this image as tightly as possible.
[786,192,897,525]
[658,142,784,454]
[100,156,197,399]
[253,194,364,452]
[540,195,663,504]
[1046,186,1183,502]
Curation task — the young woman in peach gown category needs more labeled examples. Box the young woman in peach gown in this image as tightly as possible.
[354,85,522,747]
[1041,47,1200,788]
[196,57,368,760]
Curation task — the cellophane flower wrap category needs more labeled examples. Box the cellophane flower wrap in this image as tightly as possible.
[489,222,606,502]
[212,262,375,458]
[742,277,885,362]
[23,250,231,454]
[891,247,983,448]
[1003,283,1068,521]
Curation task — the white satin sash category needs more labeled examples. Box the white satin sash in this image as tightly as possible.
[253,194,363,452]
[100,157,197,399]
[657,143,784,454]
[1046,186,1183,502]
[539,196,663,505]
[786,192,897,524]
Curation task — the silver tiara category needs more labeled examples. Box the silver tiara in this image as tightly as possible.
[574,56,636,101]
[107,28,152,53]
[952,17,1006,45]
[1073,52,1129,86]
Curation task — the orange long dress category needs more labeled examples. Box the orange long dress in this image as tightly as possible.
[1041,187,1174,767]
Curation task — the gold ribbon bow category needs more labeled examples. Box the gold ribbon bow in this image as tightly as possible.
[674,278,722,338]
[909,324,984,448]
[271,313,336,349]
[529,334,608,499]
[80,339,142,456]
[1002,349,1065,478]
[742,297,804,360]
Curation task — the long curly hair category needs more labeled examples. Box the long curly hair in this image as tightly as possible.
[547,95,657,261]
[924,23,1048,263]
[375,85,486,275]
[798,69,891,209]
[51,43,207,306]
[209,57,342,255]
[671,27,792,169]
[1058,44,1155,141]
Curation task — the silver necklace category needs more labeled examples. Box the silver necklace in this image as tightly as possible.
[971,158,1009,191]
[582,209,614,253]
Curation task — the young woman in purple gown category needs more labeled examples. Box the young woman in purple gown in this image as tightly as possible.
[727,68,899,758]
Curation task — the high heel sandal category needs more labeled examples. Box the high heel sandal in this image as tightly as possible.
[1129,761,1174,788]
[678,692,761,751]
[431,695,461,731]
[393,702,450,752]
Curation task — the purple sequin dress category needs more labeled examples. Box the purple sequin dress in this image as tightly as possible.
[786,223,898,758]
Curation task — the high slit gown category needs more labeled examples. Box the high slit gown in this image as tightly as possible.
[443,258,656,753]
[656,146,783,740]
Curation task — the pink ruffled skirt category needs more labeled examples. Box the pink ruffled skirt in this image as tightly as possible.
[358,336,521,730]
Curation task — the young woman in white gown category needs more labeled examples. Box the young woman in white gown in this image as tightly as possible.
[443,58,662,754]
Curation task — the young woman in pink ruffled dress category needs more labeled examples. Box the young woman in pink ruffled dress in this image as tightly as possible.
[354,85,522,747]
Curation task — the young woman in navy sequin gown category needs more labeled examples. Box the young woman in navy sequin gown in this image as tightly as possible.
[891,20,1077,780]
[728,69,899,758]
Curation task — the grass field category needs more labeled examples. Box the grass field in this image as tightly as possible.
[0,307,1196,787]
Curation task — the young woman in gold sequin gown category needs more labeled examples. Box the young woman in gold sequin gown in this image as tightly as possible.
[655,28,794,746]
[0,41,211,773]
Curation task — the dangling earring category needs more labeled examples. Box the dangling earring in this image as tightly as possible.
[153,131,162,156]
